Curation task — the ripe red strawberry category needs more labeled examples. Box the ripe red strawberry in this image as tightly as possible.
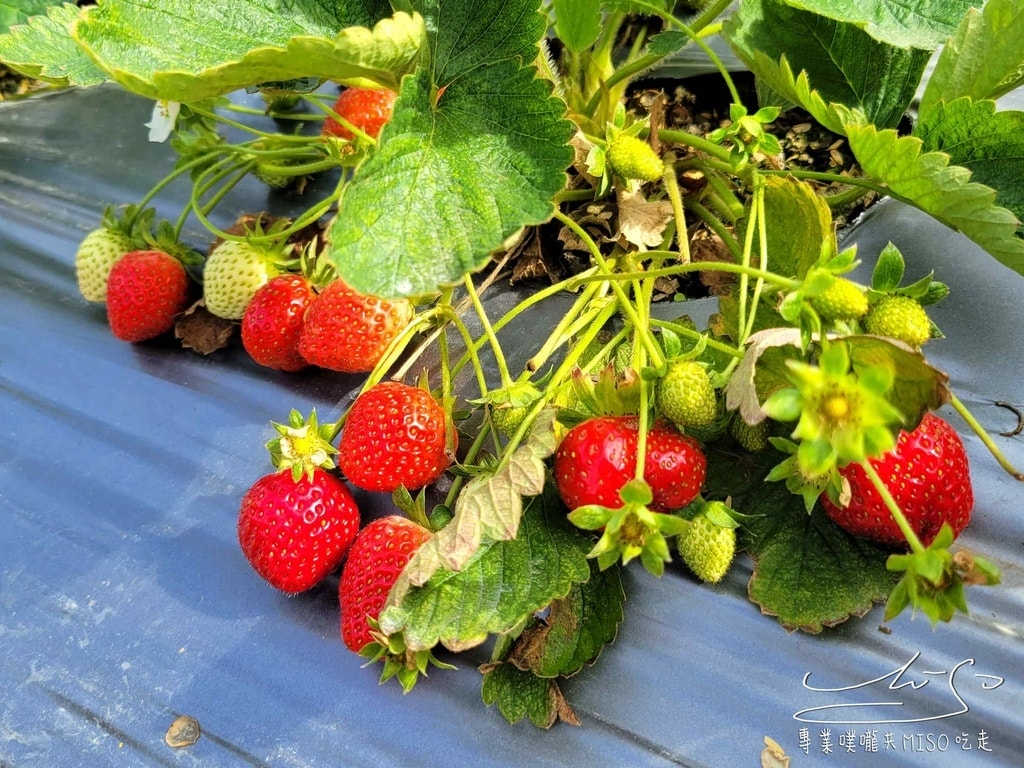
[339,515,431,652]
[821,413,973,547]
[554,416,706,513]
[321,87,397,141]
[337,381,454,493]
[241,273,317,372]
[237,468,360,594]
[106,249,191,342]
[297,279,413,373]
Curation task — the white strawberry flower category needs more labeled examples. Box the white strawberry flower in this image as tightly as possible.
[145,100,180,142]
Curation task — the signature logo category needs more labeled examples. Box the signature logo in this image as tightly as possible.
[793,651,1004,725]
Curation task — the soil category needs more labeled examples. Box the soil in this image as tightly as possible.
[507,71,876,301]
[0,64,49,101]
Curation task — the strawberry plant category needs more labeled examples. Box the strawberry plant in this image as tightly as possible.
[4,0,1024,730]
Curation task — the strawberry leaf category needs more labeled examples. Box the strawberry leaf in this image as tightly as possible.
[844,122,1024,276]
[919,0,1024,117]
[506,562,625,678]
[845,336,951,428]
[0,3,107,87]
[760,175,836,280]
[327,0,573,298]
[481,662,575,729]
[400,408,557,587]
[741,480,897,633]
[72,0,425,100]
[914,97,1024,229]
[378,484,592,653]
[724,0,931,129]
[778,0,983,49]
[724,327,804,425]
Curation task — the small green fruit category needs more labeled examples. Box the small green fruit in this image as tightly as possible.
[658,361,717,433]
[606,134,664,182]
[865,295,931,348]
[809,277,868,322]
[677,514,736,584]
[729,416,768,452]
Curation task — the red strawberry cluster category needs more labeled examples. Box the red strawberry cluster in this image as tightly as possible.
[241,275,413,374]
[237,381,454,656]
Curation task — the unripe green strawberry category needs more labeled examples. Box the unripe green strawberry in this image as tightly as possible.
[677,513,736,583]
[809,277,868,322]
[864,295,931,348]
[658,361,717,433]
[203,240,283,319]
[491,403,531,438]
[76,227,135,303]
[729,416,768,452]
[606,134,664,182]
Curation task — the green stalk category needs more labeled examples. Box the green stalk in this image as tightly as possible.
[949,394,1024,481]
[860,460,926,554]
[525,279,608,373]
[662,159,691,263]
[650,318,743,359]
[554,211,665,368]
[566,259,800,290]
[687,0,735,37]
[463,275,514,389]
[684,200,744,260]
[740,176,769,343]
[658,128,734,164]
[761,168,889,198]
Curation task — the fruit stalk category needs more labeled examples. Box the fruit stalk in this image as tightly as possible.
[948,394,1024,481]
[859,460,926,554]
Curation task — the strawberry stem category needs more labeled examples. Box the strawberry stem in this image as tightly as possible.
[859,459,926,554]
[463,275,514,389]
[554,211,665,368]
[661,158,691,263]
[948,394,1024,481]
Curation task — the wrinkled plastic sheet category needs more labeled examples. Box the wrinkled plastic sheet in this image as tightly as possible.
[1,85,1023,768]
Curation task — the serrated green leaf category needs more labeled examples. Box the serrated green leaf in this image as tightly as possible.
[846,336,950,428]
[742,482,896,633]
[552,0,602,54]
[0,0,57,30]
[724,0,931,129]
[516,564,624,678]
[72,0,423,101]
[0,3,107,87]
[761,175,835,280]
[919,0,1024,117]
[780,0,982,49]
[480,662,560,728]
[327,11,573,298]
[845,122,1024,277]
[914,96,1024,228]
[379,485,592,652]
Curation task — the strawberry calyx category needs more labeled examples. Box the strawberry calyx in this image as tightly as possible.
[762,341,903,480]
[358,618,456,694]
[266,409,338,481]
[884,524,1000,625]
[568,478,689,576]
